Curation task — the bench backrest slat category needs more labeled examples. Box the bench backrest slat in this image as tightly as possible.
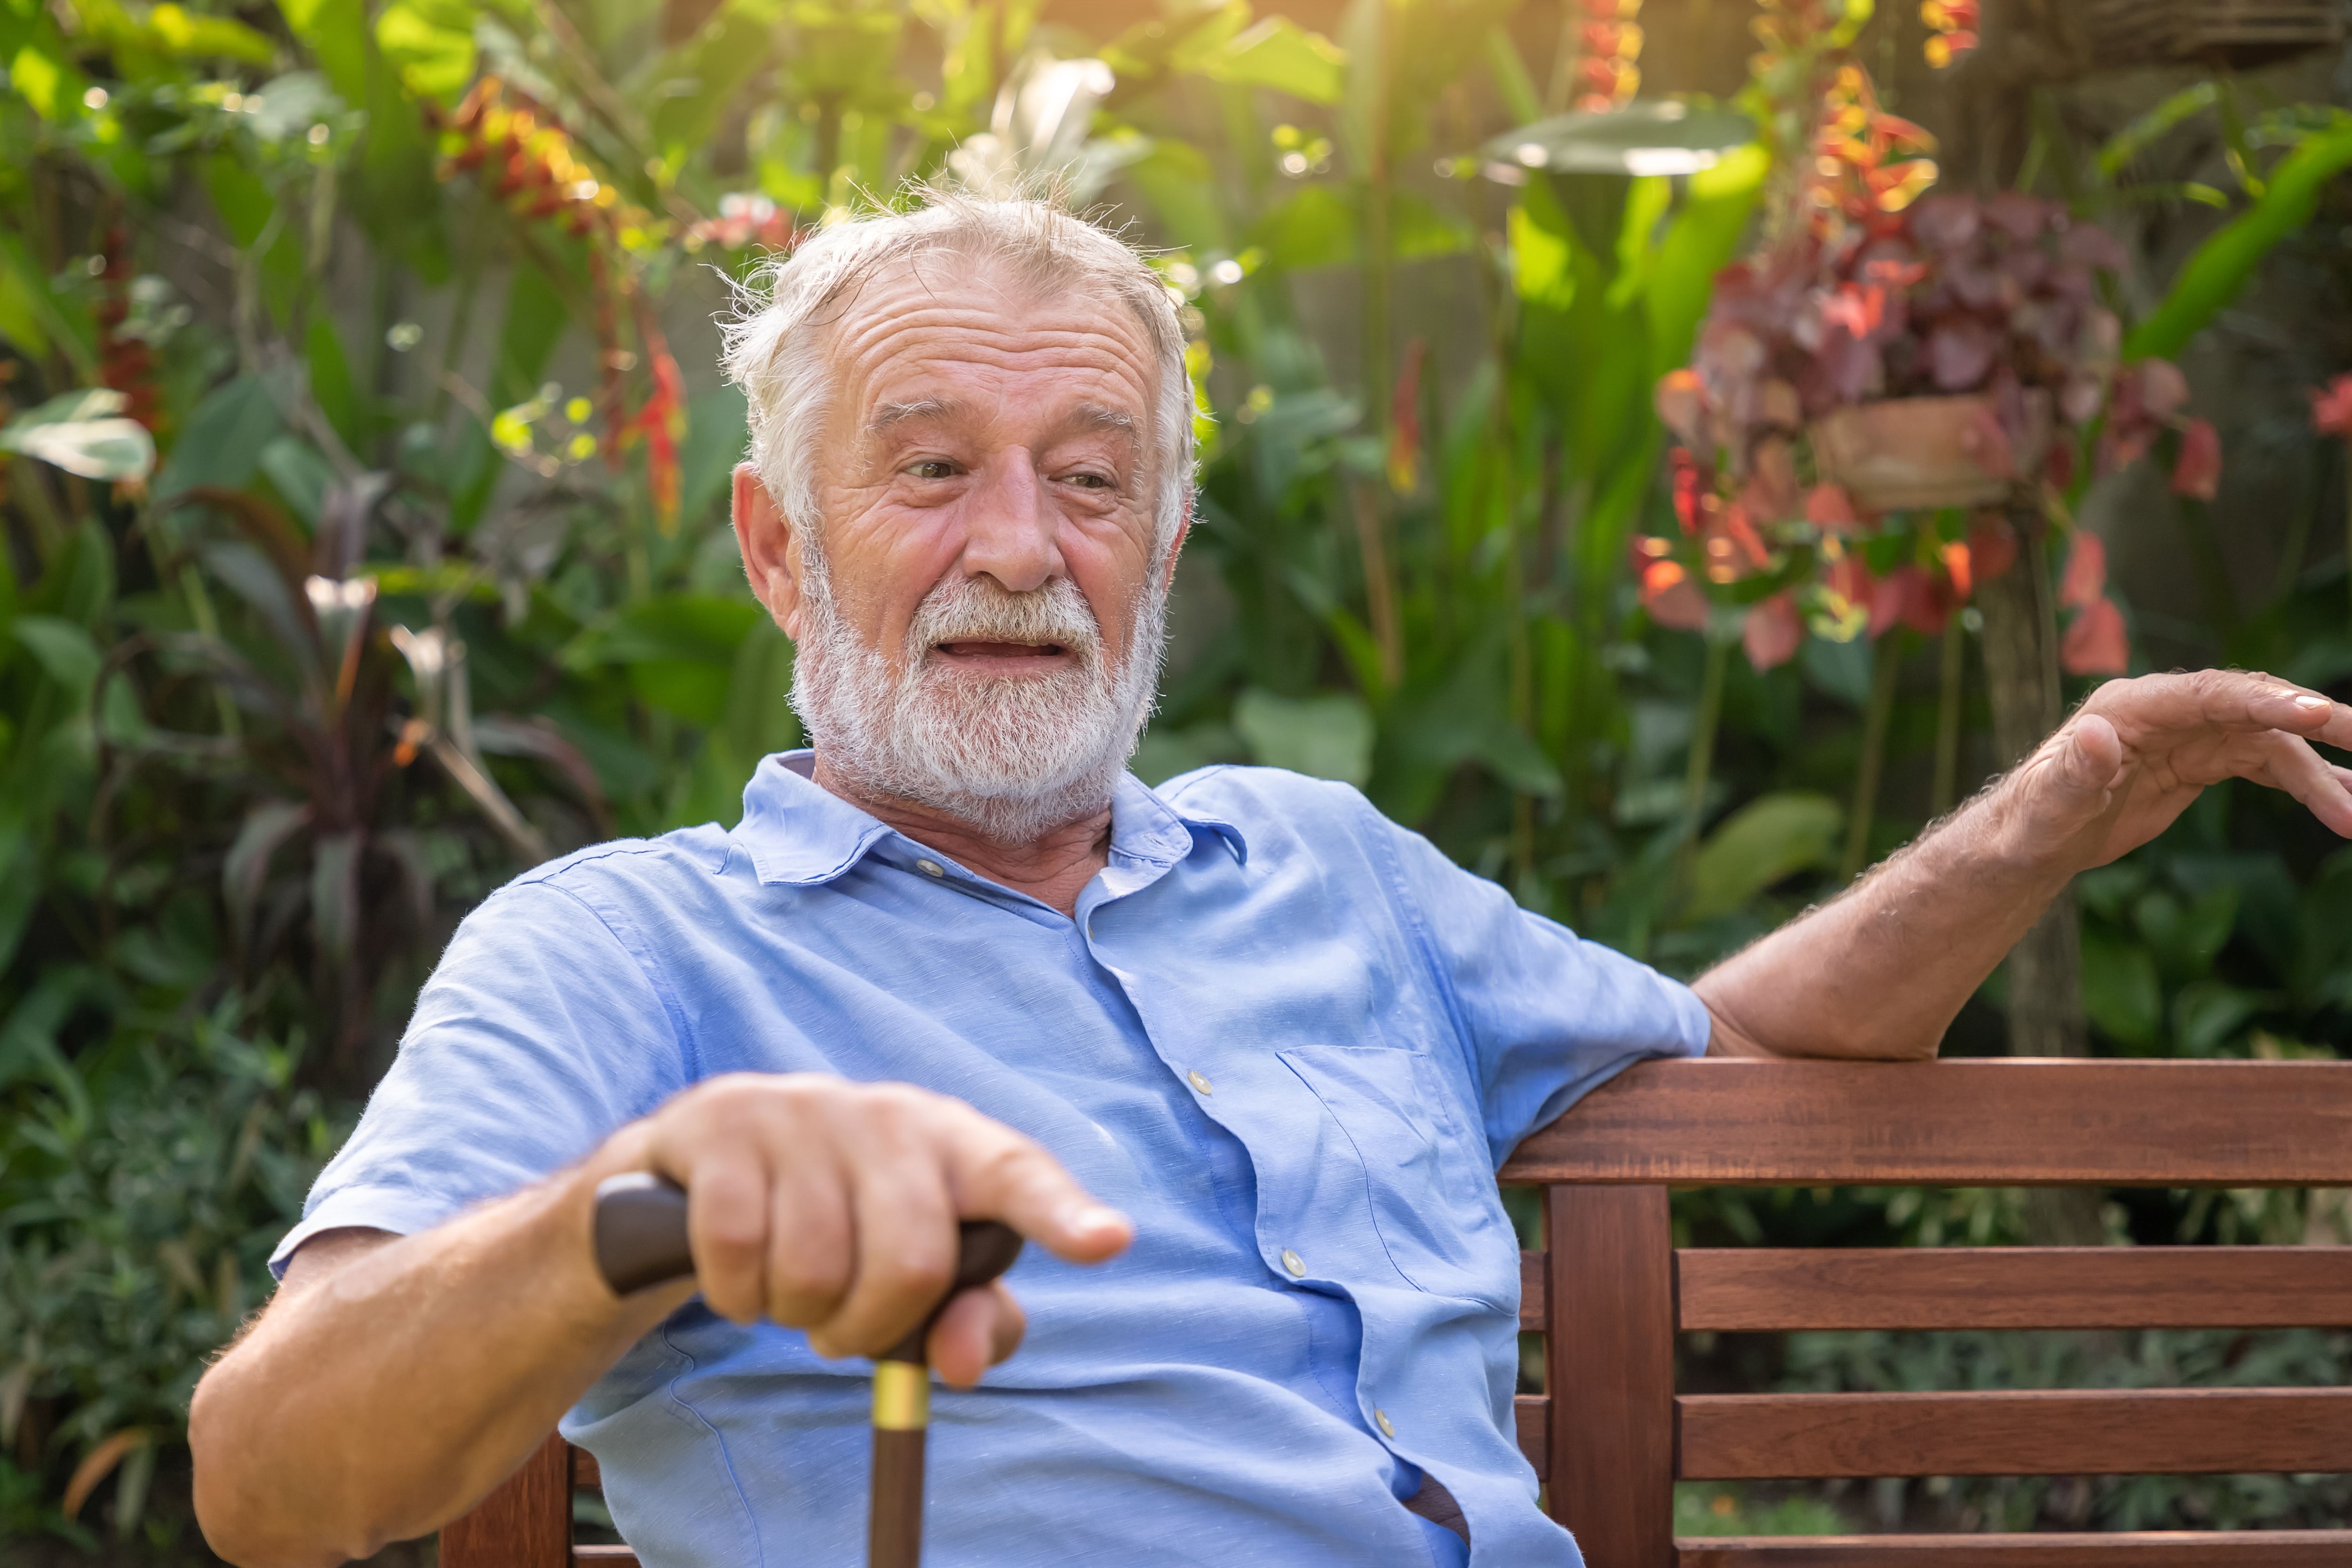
[1502,1058,2352,1187]
[1677,1387,2352,1480]
[1675,1245,2352,1331]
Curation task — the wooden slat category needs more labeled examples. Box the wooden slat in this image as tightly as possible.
[573,1548,638,1566]
[1520,1249,1543,1330]
[439,1433,572,1568]
[1677,1388,2352,1480]
[1502,1059,2352,1187]
[1549,1185,1676,1567]
[1515,1393,1546,1472]
[1678,1533,2352,1567]
[571,1447,602,1491]
[1676,1247,2352,1331]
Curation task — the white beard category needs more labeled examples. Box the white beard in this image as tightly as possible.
[788,549,1167,843]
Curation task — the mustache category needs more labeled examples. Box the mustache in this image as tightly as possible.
[906,575,1104,661]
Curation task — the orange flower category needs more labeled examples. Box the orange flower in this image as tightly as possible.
[1641,560,1711,631]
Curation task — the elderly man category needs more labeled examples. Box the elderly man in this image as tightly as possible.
[191,189,2352,1568]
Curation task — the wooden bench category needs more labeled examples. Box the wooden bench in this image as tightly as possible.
[444,1057,2352,1568]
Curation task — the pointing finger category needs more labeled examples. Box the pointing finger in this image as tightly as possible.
[2091,670,2343,745]
[941,1111,1132,1266]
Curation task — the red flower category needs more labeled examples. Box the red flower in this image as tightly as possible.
[1869,564,1955,637]
[1671,448,1705,535]
[2170,417,2221,501]
[1389,338,1427,494]
[2060,595,2130,677]
[1744,593,1804,672]
[2312,374,2352,439]
[2058,530,2106,611]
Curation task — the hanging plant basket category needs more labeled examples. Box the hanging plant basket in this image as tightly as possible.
[1809,392,2052,514]
[2072,0,2342,71]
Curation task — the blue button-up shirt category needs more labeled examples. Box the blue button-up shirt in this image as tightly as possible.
[278,755,1707,1568]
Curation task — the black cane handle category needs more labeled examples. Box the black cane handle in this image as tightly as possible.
[591,1172,1025,1342]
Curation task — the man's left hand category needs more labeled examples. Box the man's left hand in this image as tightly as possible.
[1990,670,2352,879]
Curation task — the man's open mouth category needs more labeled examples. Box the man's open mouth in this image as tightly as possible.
[933,640,1071,660]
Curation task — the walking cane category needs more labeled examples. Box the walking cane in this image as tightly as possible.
[590,1172,1024,1568]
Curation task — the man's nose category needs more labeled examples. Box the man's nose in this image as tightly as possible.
[958,448,1061,594]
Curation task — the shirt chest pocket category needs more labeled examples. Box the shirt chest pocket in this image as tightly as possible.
[1278,1043,1515,1308]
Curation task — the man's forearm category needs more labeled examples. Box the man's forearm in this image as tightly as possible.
[191,1150,686,1568]
[1692,779,2070,1061]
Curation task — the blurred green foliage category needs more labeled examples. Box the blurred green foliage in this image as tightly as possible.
[5,0,2352,1548]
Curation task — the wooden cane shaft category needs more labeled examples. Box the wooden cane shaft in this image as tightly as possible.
[868,1422,927,1568]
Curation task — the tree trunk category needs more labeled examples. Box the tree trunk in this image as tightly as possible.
[1976,519,2106,1244]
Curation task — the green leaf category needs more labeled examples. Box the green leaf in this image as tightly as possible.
[11,616,103,700]
[155,374,285,498]
[1482,26,1540,129]
[1195,16,1345,106]
[7,42,85,121]
[275,0,368,97]
[148,3,278,63]
[1484,101,1756,179]
[375,0,477,102]
[681,385,749,524]
[571,595,764,668]
[0,230,88,374]
[1255,183,1357,271]
[224,800,311,954]
[1132,719,1246,786]
[2081,925,2162,1049]
[2095,81,2219,182]
[0,391,155,481]
[310,831,362,969]
[1233,687,1375,786]
[643,10,780,158]
[1686,791,1842,921]
[2125,119,2352,363]
[2171,979,2265,1057]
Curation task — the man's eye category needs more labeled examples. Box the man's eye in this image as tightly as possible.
[1065,472,1111,490]
[908,460,956,480]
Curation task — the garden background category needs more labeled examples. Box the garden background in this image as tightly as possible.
[9,0,2352,1554]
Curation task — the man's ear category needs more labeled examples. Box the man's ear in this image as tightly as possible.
[1155,497,1192,593]
[733,463,806,638]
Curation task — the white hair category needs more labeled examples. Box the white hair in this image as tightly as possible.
[719,182,1195,558]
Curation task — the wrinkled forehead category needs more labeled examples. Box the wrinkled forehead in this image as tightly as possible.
[815,249,1164,423]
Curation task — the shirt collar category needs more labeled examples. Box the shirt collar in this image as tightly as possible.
[731,751,1247,888]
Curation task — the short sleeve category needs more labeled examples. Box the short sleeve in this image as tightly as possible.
[271,877,691,1275]
[1371,809,1711,1166]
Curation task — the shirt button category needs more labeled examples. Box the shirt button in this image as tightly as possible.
[1187,1070,1213,1096]
[1280,1248,1305,1277]
[915,859,945,878]
[1375,1408,1396,1439]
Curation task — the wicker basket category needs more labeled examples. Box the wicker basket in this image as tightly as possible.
[2074,0,2342,70]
